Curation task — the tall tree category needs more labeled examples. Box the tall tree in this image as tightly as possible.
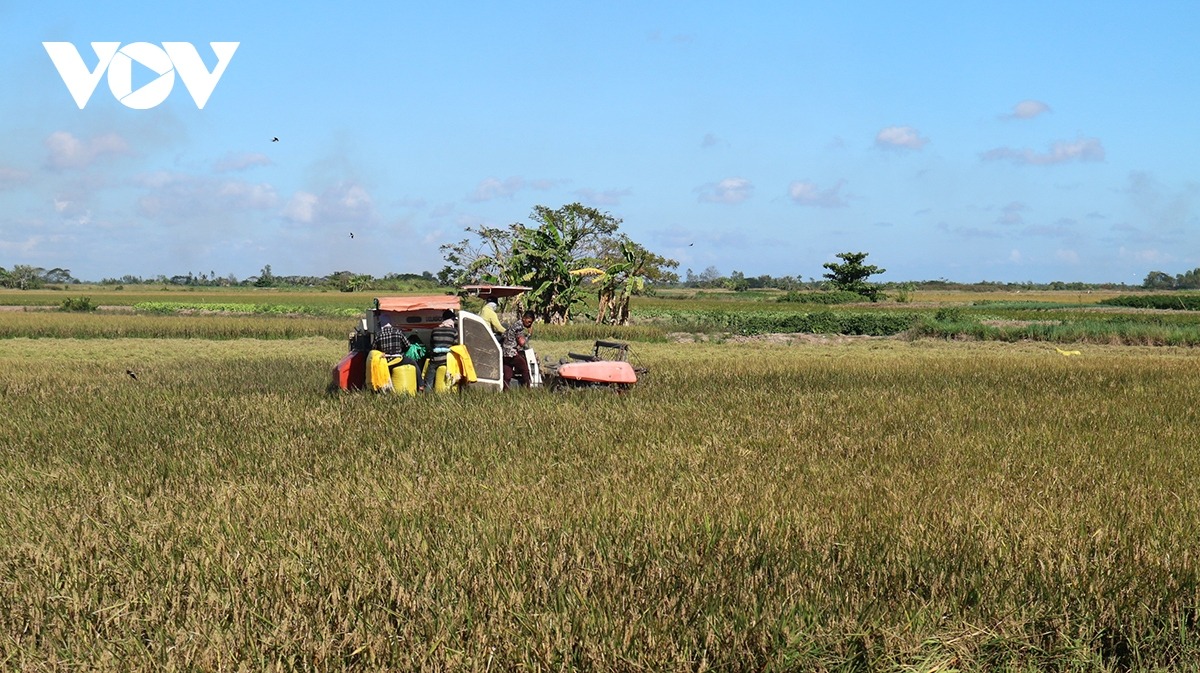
[1143,270,1175,290]
[2,265,47,289]
[507,204,621,324]
[577,238,679,325]
[438,224,522,286]
[822,252,886,300]
[440,203,676,325]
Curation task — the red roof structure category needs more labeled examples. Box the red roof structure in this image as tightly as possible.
[374,296,461,312]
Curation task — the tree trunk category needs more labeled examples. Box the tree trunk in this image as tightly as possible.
[597,291,611,324]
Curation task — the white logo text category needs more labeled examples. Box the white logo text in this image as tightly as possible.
[43,41,239,109]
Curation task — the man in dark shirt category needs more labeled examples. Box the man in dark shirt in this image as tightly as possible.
[374,318,410,356]
[425,310,458,391]
[502,311,535,389]
[376,316,427,390]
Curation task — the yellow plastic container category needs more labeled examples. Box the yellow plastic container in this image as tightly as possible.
[366,350,391,392]
[433,364,450,393]
[390,363,418,396]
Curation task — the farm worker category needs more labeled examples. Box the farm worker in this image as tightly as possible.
[502,311,535,389]
[375,314,422,385]
[425,310,458,392]
[480,300,505,337]
[374,314,411,357]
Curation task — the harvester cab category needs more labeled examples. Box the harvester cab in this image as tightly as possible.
[331,286,538,393]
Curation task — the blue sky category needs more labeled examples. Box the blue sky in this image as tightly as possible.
[2,1,1198,284]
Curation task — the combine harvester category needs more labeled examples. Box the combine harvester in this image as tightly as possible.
[331,286,646,394]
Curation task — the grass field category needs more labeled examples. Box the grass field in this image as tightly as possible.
[3,322,1200,670]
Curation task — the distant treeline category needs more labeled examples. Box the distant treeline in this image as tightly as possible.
[94,265,442,292]
[1142,268,1200,290]
[11,261,1200,293]
[670,268,1135,293]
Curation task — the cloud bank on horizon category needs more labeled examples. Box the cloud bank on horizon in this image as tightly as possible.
[1,2,1198,284]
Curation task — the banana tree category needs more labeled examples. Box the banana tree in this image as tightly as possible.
[574,240,660,325]
[509,217,585,324]
[506,204,621,324]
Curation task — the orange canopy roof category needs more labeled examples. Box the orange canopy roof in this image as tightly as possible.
[375,295,461,312]
[461,284,531,298]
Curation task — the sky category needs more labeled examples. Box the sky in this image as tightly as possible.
[1,1,1198,285]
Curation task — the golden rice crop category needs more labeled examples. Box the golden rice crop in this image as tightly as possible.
[2,335,1199,670]
[0,311,350,340]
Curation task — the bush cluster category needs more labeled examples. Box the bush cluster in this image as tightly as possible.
[132,301,361,317]
[58,296,97,312]
[636,308,915,336]
[1099,294,1200,310]
[776,290,864,305]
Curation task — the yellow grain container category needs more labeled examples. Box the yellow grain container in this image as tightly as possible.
[433,364,451,393]
[366,350,392,392]
[390,363,418,396]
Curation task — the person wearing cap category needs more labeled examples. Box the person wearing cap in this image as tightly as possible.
[502,311,535,389]
[424,309,458,391]
[375,314,423,391]
[479,300,505,337]
[374,314,410,357]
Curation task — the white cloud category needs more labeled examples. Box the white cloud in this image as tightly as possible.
[281,182,375,227]
[696,177,753,204]
[1120,247,1169,264]
[430,202,456,218]
[875,126,928,150]
[1124,171,1199,231]
[936,221,1002,239]
[214,152,273,173]
[1005,100,1051,119]
[574,187,631,206]
[997,201,1027,225]
[0,166,30,189]
[43,131,132,170]
[981,137,1105,166]
[468,176,561,202]
[135,171,280,220]
[283,192,319,224]
[278,181,376,233]
[1055,249,1080,264]
[787,180,847,208]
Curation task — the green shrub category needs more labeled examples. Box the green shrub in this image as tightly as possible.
[777,290,863,304]
[58,296,97,312]
[1099,294,1200,310]
[934,307,969,323]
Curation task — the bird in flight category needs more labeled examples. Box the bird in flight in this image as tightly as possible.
[349,232,354,239]
[689,243,694,246]
[271,137,279,142]
[126,369,138,381]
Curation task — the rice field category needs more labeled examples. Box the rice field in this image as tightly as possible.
[3,322,1200,670]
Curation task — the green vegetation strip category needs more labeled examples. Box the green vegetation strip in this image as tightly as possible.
[1100,294,1200,310]
[132,301,362,317]
[634,308,916,336]
[2,338,1200,669]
